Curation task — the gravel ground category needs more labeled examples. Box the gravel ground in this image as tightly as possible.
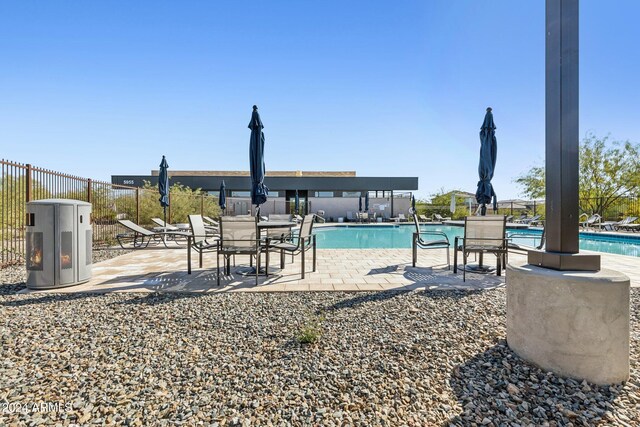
[0,287,638,426]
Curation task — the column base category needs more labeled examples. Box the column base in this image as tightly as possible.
[506,262,630,385]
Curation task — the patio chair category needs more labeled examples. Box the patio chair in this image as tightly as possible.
[611,216,638,231]
[505,215,514,223]
[411,214,450,269]
[187,214,219,273]
[265,214,294,243]
[315,210,326,223]
[270,214,317,279]
[216,216,266,286]
[202,216,220,227]
[116,219,189,249]
[391,213,408,223]
[433,213,451,222]
[417,214,431,223]
[580,213,602,230]
[517,214,541,225]
[361,212,370,223]
[151,218,181,231]
[507,227,546,255]
[293,214,304,224]
[453,215,508,282]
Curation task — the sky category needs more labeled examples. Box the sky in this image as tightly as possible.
[1,1,639,200]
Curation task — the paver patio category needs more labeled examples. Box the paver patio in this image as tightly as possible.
[21,246,640,293]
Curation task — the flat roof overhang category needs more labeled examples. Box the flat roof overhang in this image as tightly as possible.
[111,175,418,191]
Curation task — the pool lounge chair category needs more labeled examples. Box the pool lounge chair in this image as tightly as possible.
[453,215,508,282]
[116,219,189,249]
[417,214,431,223]
[609,216,638,231]
[580,214,602,230]
[517,214,541,225]
[202,216,220,228]
[151,218,181,231]
[432,213,451,222]
[411,214,450,269]
[391,213,408,223]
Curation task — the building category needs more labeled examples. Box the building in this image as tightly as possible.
[111,170,418,221]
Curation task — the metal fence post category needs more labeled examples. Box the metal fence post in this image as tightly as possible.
[25,163,32,202]
[136,188,140,225]
[87,178,92,203]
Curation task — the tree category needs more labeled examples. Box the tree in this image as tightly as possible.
[514,133,640,216]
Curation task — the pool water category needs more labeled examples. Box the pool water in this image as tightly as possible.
[313,225,640,257]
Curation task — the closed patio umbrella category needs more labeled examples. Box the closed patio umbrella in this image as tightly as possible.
[294,190,299,215]
[158,155,170,228]
[249,105,268,215]
[219,180,226,213]
[411,195,416,213]
[450,193,456,214]
[365,192,370,212]
[475,107,498,216]
[358,196,363,212]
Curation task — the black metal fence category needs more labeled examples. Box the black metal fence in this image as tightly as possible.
[418,196,639,222]
[1,159,220,267]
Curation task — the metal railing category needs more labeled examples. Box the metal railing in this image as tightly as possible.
[1,159,220,267]
[419,196,640,222]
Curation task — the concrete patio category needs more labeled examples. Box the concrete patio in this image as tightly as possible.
[21,246,640,293]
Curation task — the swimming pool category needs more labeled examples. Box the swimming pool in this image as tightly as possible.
[313,225,640,257]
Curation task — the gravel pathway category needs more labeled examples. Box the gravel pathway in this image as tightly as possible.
[1,288,638,426]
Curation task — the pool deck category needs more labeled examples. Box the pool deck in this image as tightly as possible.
[20,245,640,294]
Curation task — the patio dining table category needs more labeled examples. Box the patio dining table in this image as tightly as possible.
[236,221,297,276]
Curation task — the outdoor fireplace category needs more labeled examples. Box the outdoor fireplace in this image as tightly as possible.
[26,199,92,289]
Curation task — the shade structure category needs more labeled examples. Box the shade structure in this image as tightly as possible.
[450,193,456,214]
[365,192,370,212]
[358,196,363,212]
[294,190,299,215]
[158,155,170,226]
[219,180,226,211]
[475,107,498,215]
[248,105,268,209]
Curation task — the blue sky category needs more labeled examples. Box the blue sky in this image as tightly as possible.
[1,1,639,199]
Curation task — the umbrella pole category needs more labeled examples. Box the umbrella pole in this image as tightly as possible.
[481,204,487,216]
[163,206,167,243]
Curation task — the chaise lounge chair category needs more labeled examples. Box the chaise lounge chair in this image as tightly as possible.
[116,219,189,249]
[580,213,602,230]
[433,213,451,222]
[610,216,638,231]
[151,218,188,232]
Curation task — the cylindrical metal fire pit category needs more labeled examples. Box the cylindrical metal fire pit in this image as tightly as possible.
[26,199,92,289]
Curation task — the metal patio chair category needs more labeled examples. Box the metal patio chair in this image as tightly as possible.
[453,215,508,282]
[270,214,317,279]
[411,214,450,269]
[216,216,266,286]
[187,215,219,273]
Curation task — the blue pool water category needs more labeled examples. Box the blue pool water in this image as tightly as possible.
[313,225,640,257]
